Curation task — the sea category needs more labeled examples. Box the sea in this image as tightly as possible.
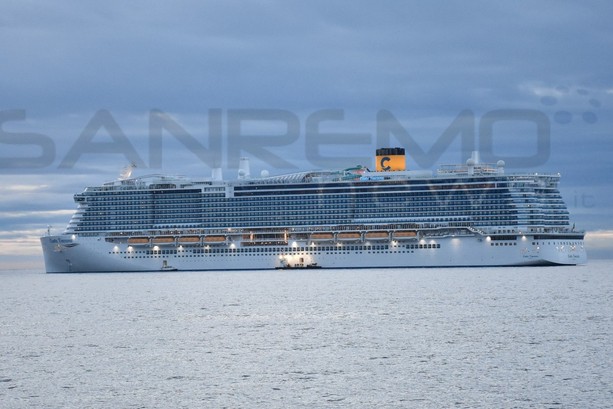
[1,261,611,408]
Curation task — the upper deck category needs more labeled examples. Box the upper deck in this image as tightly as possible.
[88,156,560,193]
[66,150,573,234]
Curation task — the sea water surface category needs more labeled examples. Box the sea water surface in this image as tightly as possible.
[1,262,612,408]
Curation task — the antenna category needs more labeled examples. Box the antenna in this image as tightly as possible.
[119,162,136,180]
[238,157,250,180]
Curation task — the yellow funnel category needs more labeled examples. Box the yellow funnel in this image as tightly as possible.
[376,147,406,171]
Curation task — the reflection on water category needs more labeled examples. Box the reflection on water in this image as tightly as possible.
[1,262,612,408]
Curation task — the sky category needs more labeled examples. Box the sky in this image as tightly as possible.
[1,0,612,269]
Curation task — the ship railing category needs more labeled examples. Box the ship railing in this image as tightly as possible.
[435,166,562,180]
[437,164,499,174]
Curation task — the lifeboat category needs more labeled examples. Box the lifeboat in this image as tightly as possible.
[204,235,226,243]
[364,231,389,240]
[336,232,362,241]
[127,237,150,245]
[393,230,417,240]
[178,236,201,245]
[310,232,334,241]
[152,236,175,245]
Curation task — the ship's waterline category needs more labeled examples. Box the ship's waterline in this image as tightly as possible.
[41,149,586,273]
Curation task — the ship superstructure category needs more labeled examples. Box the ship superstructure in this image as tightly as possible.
[41,149,586,272]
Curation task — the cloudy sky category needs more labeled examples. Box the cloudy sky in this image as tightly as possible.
[1,0,612,269]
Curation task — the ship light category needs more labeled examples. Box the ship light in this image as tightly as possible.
[292,241,298,247]
[127,246,133,252]
[153,246,160,251]
[230,243,236,249]
[71,234,76,241]
[522,235,527,241]
[486,236,491,242]
[113,245,119,252]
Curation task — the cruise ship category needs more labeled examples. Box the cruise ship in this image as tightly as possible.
[40,148,586,273]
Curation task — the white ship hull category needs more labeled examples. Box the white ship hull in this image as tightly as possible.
[41,233,586,273]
